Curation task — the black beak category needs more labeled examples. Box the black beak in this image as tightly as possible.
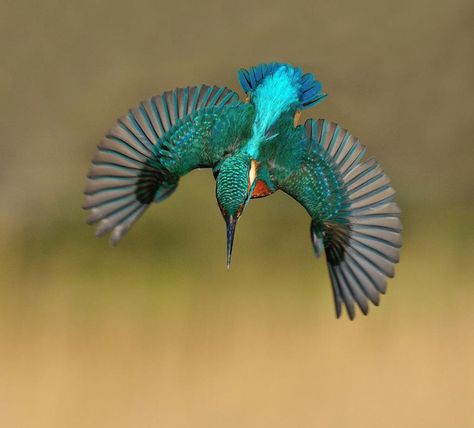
[226,216,237,270]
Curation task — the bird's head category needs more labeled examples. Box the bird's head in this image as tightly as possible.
[215,152,258,269]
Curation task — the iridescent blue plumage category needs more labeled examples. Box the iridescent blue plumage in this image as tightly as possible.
[238,62,327,109]
[83,62,401,320]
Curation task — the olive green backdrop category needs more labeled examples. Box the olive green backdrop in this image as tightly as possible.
[1,0,473,427]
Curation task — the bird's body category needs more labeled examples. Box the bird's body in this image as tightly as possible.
[84,62,402,319]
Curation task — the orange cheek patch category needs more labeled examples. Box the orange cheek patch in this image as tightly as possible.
[251,180,273,198]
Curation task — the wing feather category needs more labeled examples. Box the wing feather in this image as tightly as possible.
[84,85,241,244]
[275,119,401,319]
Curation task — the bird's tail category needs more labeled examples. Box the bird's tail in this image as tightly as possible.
[307,119,402,319]
[238,62,327,109]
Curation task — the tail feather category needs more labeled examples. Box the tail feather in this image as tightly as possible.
[238,62,327,109]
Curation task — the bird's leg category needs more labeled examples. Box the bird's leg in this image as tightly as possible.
[294,110,301,127]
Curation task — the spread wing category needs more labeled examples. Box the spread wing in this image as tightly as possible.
[268,118,402,319]
[83,85,252,245]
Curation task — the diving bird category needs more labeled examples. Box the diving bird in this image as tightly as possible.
[83,62,402,319]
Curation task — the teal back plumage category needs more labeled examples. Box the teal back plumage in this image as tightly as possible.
[245,66,300,157]
[243,63,326,158]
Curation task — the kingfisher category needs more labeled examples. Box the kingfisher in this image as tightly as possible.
[83,62,402,319]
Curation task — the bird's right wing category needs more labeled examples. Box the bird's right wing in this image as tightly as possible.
[83,85,253,245]
[270,119,402,319]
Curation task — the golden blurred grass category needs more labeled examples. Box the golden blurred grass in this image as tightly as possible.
[0,206,473,427]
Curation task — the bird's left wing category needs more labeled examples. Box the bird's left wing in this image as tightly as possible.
[83,85,252,244]
[267,118,402,319]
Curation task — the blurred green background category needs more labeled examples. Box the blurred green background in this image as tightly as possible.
[1,0,473,427]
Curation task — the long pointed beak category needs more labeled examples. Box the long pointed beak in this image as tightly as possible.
[226,216,237,270]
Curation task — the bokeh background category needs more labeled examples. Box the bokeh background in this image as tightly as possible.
[1,0,473,426]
